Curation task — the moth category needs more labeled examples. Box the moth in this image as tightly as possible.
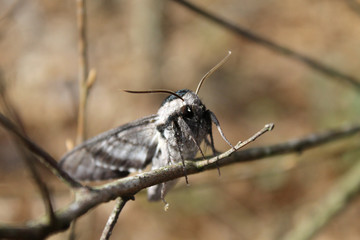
[59,52,233,202]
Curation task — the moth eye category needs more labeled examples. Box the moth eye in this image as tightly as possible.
[181,105,194,119]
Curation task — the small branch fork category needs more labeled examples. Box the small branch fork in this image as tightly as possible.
[0,116,360,239]
[100,197,132,240]
[201,123,274,167]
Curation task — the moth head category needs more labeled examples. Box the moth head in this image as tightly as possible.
[122,51,234,150]
[158,89,207,122]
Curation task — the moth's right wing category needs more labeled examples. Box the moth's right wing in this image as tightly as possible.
[59,115,159,181]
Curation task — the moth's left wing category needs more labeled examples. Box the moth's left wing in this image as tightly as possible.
[59,115,159,181]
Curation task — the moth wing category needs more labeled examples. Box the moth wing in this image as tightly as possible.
[59,115,159,181]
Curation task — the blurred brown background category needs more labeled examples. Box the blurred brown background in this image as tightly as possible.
[1,0,360,239]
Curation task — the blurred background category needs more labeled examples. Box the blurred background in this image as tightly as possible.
[1,0,360,239]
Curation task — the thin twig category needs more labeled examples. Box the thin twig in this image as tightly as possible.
[18,147,57,225]
[0,76,56,224]
[100,197,131,240]
[0,113,83,188]
[281,159,360,240]
[68,220,76,240]
[76,0,89,144]
[0,0,21,22]
[202,124,360,170]
[1,123,359,239]
[200,123,274,167]
[73,2,93,238]
[346,0,360,16]
[172,0,360,91]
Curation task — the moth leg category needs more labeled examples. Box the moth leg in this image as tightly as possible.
[206,128,218,155]
[161,182,170,211]
[208,111,234,176]
[205,133,222,176]
[209,111,235,150]
[147,180,178,202]
[176,117,206,159]
[173,120,189,184]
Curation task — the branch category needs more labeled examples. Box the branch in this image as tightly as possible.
[73,2,96,237]
[200,123,274,167]
[205,124,360,169]
[281,157,360,240]
[76,0,96,144]
[18,147,57,225]
[76,0,88,144]
[1,123,359,239]
[0,0,21,22]
[172,0,360,91]
[0,113,83,188]
[100,197,132,240]
[347,0,360,16]
[0,76,56,226]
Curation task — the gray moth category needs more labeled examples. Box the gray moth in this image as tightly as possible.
[59,52,233,202]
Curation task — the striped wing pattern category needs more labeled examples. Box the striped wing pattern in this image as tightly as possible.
[59,115,159,181]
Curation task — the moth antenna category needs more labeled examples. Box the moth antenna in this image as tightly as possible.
[123,89,184,101]
[195,51,232,95]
